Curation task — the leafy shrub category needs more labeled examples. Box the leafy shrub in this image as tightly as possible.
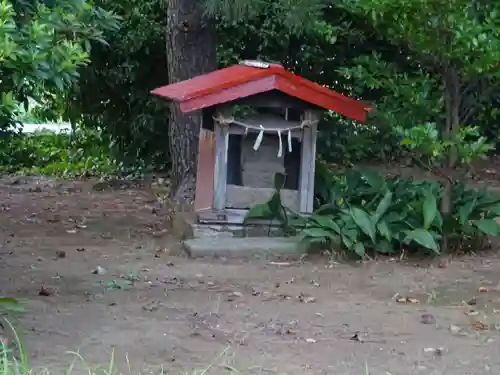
[397,123,495,170]
[317,113,403,165]
[301,169,500,257]
[246,167,500,258]
[243,173,296,234]
[303,169,443,257]
[0,128,149,179]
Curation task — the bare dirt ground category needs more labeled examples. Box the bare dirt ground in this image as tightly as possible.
[2,176,500,375]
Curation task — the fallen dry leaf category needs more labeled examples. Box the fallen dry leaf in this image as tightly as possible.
[38,285,53,296]
[424,347,444,356]
[92,265,106,275]
[297,293,316,303]
[473,320,486,330]
[465,310,479,316]
[420,313,436,325]
[277,293,292,300]
[449,324,462,335]
[467,297,477,305]
[154,248,170,258]
[396,296,420,304]
[350,332,363,342]
[226,291,243,301]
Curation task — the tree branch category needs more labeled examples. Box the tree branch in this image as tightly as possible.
[460,81,500,124]
[406,152,453,184]
[460,74,487,99]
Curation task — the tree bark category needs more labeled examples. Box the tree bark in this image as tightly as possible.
[166,0,217,209]
[440,67,460,251]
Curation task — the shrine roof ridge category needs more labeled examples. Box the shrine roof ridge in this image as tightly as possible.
[152,60,371,122]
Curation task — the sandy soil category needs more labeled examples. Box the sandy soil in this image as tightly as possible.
[1,176,500,375]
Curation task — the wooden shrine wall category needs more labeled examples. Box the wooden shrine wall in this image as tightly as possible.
[194,128,216,211]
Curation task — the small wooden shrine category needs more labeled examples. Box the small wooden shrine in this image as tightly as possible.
[152,61,370,229]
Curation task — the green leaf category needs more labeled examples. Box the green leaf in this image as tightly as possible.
[341,234,354,249]
[404,229,439,253]
[362,170,386,189]
[353,242,366,258]
[373,191,392,223]
[376,220,391,240]
[267,193,285,222]
[244,203,272,223]
[485,203,500,216]
[309,215,341,233]
[350,207,376,242]
[0,297,24,312]
[423,193,437,229]
[433,210,443,229]
[300,228,340,245]
[273,172,286,191]
[314,203,341,215]
[376,239,394,254]
[471,219,500,236]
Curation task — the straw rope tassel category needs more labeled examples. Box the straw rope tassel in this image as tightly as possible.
[277,129,283,157]
[253,125,264,151]
[287,129,292,153]
[212,115,319,156]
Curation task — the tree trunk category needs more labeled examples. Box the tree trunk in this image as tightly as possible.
[166,0,217,209]
[440,67,461,251]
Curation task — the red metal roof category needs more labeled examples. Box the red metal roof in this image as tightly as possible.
[152,62,371,122]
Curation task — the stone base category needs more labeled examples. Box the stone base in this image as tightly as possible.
[171,210,288,239]
[172,211,302,258]
[191,223,287,238]
[183,236,302,258]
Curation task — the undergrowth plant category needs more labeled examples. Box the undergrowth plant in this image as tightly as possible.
[0,298,23,315]
[245,123,500,258]
[301,168,500,257]
[243,173,297,235]
[397,123,496,250]
[245,163,500,258]
[0,128,150,179]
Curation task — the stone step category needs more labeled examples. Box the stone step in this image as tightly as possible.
[191,224,285,238]
[171,212,287,240]
[183,236,303,258]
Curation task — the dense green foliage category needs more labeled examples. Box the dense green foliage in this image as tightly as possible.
[0,128,149,178]
[245,165,500,258]
[213,0,500,164]
[0,0,119,130]
[4,0,499,170]
[302,168,500,257]
[61,0,170,168]
[245,120,499,257]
